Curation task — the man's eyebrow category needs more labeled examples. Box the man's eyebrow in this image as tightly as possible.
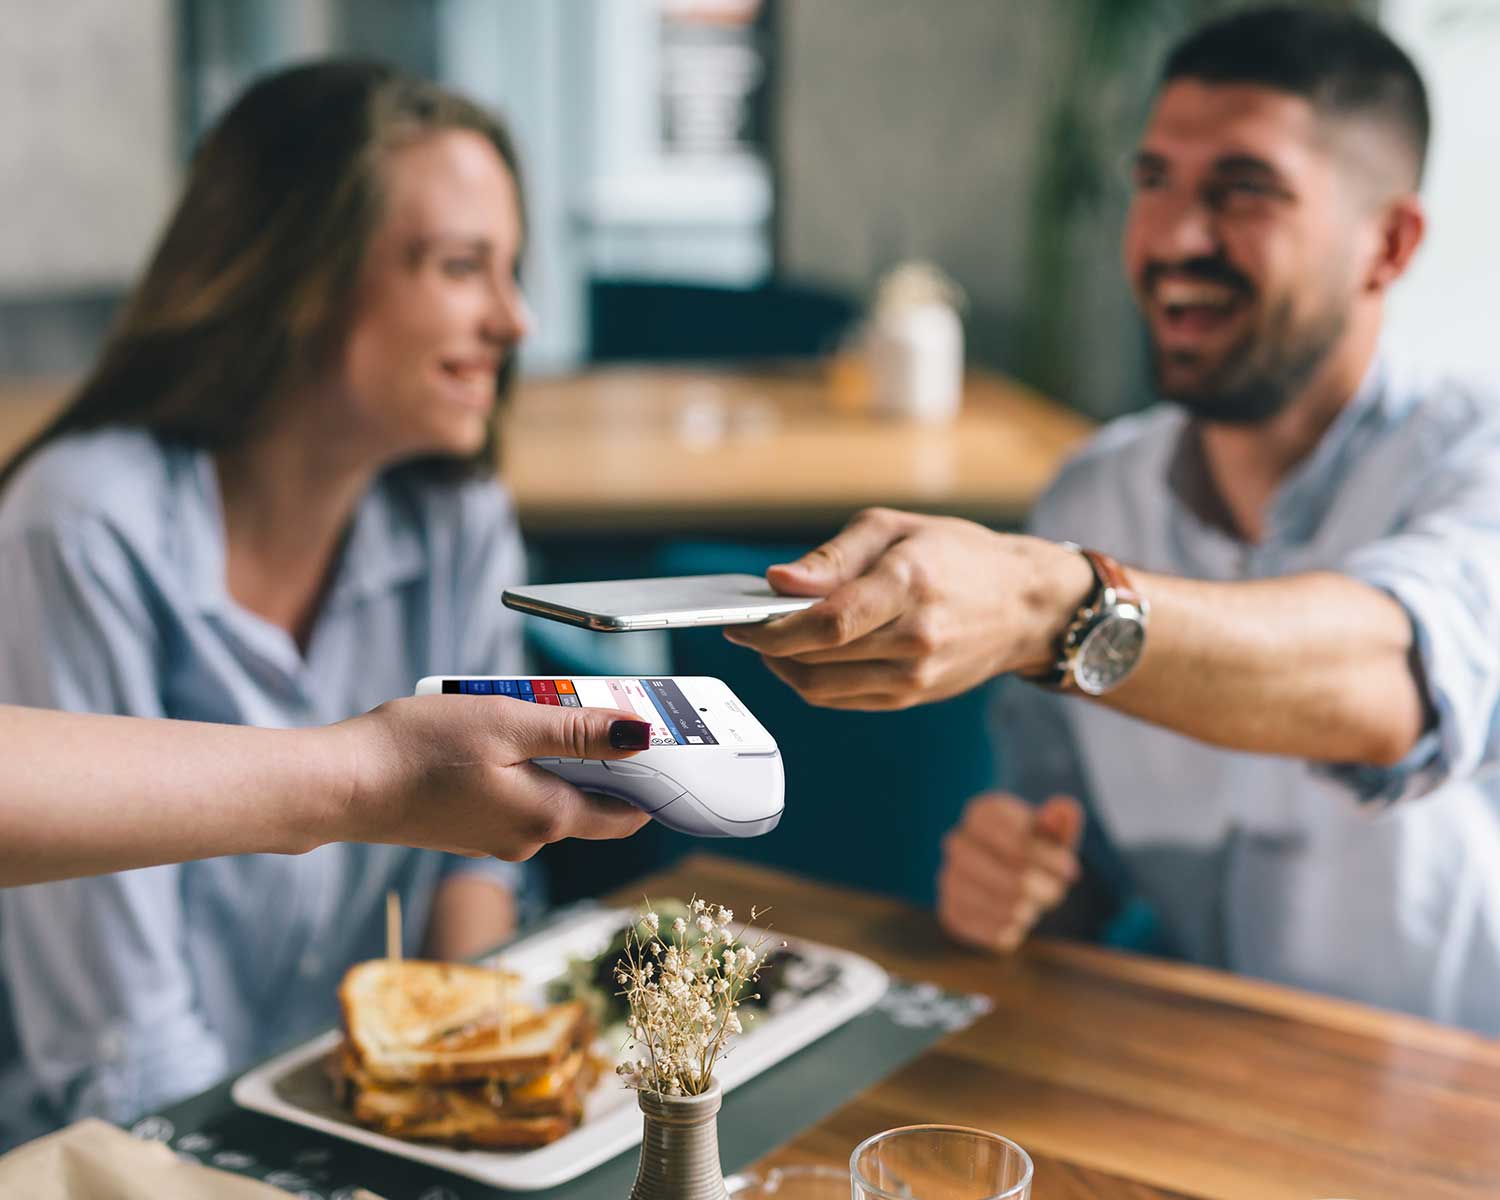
[1133,149,1170,170]
[1208,154,1285,179]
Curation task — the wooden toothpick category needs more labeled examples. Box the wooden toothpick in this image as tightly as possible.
[386,890,402,963]
[497,963,512,1046]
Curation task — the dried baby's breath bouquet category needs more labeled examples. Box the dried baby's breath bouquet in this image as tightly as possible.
[613,897,780,1097]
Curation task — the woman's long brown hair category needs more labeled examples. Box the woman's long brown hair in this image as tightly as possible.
[0,59,524,493]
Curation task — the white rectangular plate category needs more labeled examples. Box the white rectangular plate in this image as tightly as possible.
[232,906,888,1191]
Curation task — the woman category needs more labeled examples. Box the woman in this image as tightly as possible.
[0,60,548,1143]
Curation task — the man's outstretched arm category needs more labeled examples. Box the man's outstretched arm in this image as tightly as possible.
[727,508,1426,767]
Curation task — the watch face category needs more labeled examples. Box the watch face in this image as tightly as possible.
[1076,614,1146,695]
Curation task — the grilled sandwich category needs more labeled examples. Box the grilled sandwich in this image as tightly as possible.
[329,959,599,1149]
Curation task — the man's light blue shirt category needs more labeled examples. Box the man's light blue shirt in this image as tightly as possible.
[1003,355,1500,1033]
[0,429,526,1146]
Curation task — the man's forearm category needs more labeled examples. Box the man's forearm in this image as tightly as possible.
[1097,569,1427,766]
[733,514,1431,765]
[0,706,338,886]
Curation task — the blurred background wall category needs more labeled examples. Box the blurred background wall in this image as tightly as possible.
[772,0,1204,420]
[0,0,175,373]
[774,2,1062,396]
[1381,0,1500,390]
[2,0,1495,406]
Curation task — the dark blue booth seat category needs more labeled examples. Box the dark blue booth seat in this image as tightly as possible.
[588,278,858,363]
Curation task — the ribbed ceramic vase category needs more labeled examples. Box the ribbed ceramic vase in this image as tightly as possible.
[629,1078,730,1200]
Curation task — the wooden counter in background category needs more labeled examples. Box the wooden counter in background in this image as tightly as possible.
[0,364,1092,537]
[0,378,59,464]
[501,364,1093,535]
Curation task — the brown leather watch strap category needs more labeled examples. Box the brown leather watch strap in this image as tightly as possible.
[1079,548,1142,608]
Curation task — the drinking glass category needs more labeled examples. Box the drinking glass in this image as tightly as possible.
[850,1125,1033,1199]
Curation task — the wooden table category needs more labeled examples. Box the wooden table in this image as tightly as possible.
[502,364,1092,535]
[0,365,1090,537]
[0,378,56,464]
[620,855,1500,1200]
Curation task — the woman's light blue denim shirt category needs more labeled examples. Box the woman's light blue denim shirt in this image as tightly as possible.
[0,428,525,1145]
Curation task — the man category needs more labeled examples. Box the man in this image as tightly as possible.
[729,6,1500,1032]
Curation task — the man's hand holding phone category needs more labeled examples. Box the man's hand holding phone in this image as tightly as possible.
[724,508,1093,710]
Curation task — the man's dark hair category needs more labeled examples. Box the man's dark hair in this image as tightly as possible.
[1163,5,1429,186]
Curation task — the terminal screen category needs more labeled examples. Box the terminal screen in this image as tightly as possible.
[442,677,717,747]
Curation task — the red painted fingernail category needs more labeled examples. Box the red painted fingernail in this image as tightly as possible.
[609,720,651,750]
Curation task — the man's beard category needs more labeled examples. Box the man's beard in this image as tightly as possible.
[1143,261,1349,426]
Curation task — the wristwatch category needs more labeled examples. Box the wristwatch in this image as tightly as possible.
[1031,543,1149,696]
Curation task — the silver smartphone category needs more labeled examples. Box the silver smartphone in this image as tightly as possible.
[500,573,817,632]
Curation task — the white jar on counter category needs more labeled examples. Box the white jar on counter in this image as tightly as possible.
[865,262,965,424]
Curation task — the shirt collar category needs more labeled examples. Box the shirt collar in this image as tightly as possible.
[325,475,429,607]
[1264,353,1389,542]
[1165,351,1391,547]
